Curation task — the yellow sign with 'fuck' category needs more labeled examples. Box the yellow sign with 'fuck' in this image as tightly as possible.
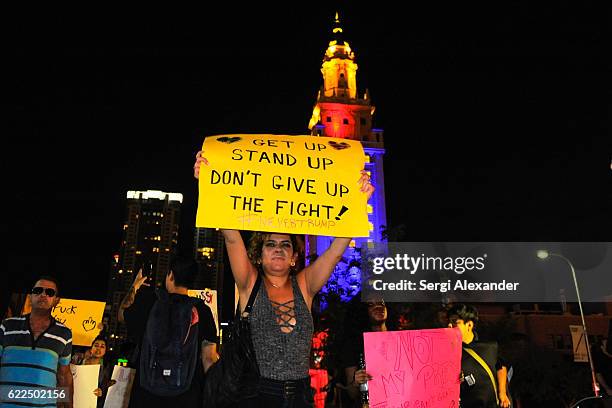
[23,298,106,346]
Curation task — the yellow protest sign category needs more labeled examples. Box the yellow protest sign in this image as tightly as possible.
[22,298,105,347]
[196,134,369,237]
[188,288,219,334]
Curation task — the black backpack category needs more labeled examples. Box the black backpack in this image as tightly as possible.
[139,290,200,396]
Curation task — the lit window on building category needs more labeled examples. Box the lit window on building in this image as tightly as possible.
[367,240,375,249]
[367,204,373,214]
[349,240,356,248]
[368,222,374,232]
[198,247,215,259]
[135,250,142,255]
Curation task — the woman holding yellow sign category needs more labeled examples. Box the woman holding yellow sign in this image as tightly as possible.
[194,150,374,407]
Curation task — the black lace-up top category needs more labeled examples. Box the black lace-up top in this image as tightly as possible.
[249,274,314,380]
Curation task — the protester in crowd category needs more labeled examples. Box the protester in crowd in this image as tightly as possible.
[592,337,612,406]
[71,335,115,407]
[0,276,74,407]
[119,257,218,408]
[394,303,415,330]
[117,268,153,368]
[194,150,374,408]
[339,298,390,407]
[447,303,510,408]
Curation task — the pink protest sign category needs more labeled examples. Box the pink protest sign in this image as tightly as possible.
[364,328,462,408]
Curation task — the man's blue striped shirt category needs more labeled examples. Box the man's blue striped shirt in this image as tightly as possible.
[0,315,72,407]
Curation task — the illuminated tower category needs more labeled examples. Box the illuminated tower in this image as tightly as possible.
[105,190,182,350]
[193,227,225,290]
[307,13,387,257]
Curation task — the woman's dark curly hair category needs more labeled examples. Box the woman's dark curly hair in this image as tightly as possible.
[90,335,107,347]
[247,232,304,273]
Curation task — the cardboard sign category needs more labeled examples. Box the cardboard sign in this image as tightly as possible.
[188,288,219,334]
[364,328,462,408]
[22,298,105,347]
[196,134,369,237]
[70,364,100,408]
[569,325,588,362]
[103,366,136,408]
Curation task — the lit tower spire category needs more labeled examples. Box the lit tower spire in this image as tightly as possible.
[322,11,357,99]
[306,13,387,266]
[308,12,381,144]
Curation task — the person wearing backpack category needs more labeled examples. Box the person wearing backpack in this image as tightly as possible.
[120,257,218,407]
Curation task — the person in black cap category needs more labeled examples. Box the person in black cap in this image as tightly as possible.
[447,304,510,408]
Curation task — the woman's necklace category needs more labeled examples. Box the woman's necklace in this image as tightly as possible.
[265,275,286,289]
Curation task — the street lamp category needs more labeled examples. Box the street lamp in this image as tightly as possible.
[537,250,599,398]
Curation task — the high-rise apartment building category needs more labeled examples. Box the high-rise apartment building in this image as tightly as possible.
[193,227,225,291]
[105,190,182,349]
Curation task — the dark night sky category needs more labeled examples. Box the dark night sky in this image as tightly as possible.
[5,4,611,303]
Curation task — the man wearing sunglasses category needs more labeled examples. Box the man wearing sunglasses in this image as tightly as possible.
[0,276,74,407]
